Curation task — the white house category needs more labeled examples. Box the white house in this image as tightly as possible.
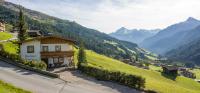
[0,21,5,32]
[20,36,75,68]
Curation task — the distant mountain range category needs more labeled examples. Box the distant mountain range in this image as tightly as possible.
[140,17,200,55]
[111,17,200,65]
[109,27,160,44]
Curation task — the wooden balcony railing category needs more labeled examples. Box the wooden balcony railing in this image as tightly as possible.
[40,51,74,58]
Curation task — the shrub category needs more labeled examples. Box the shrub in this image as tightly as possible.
[79,64,145,90]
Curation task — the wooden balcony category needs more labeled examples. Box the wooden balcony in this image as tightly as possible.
[41,51,74,58]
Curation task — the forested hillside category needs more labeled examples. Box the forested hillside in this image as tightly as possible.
[166,38,200,65]
[0,2,146,59]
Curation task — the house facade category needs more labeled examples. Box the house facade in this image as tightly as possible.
[0,21,5,32]
[20,36,75,68]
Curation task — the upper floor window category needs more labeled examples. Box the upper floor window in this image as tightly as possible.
[42,46,49,52]
[27,46,34,53]
[55,45,61,51]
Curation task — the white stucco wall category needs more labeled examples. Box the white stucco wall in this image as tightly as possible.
[41,43,73,51]
[20,40,73,67]
[20,40,41,61]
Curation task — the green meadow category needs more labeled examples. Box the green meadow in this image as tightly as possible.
[0,32,13,40]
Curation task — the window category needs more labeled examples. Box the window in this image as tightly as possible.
[59,58,64,63]
[27,46,34,53]
[53,57,64,63]
[53,58,58,63]
[55,45,61,51]
[42,46,49,52]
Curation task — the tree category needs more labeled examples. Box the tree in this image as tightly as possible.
[135,53,139,61]
[77,41,87,69]
[17,7,27,42]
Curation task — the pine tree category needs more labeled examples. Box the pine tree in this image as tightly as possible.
[135,53,139,61]
[77,41,87,69]
[17,7,27,42]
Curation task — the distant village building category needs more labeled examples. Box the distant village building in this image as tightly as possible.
[162,65,178,75]
[27,30,42,37]
[180,70,196,79]
[0,21,5,32]
[20,36,75,68]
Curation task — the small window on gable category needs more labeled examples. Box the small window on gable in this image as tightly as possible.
[42,46,49,52]
[27,46,34,53]
[55,45,61,51]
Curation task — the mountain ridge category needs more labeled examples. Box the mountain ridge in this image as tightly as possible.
[140,17,200,54]
[109,27,160,44]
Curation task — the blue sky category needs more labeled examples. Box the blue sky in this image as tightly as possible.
[6,0,200,33]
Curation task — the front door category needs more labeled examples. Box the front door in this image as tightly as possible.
[41,58,49,67]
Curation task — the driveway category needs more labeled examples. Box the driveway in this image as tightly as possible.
[0,60,140,93]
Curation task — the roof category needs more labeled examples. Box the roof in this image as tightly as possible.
[162,66,178,71]
[20,36,75,44]
[28,30,42,36]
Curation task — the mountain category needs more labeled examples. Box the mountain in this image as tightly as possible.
[109,27,160,44]
[0,1,146,59]
[166,27,200,65]
[140,17,200,54]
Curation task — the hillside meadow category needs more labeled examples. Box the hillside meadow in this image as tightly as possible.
[0,32,13,40]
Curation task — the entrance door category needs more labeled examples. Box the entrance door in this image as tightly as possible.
[41,58,49,67]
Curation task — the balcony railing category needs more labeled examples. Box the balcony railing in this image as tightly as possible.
[40,51,74,58]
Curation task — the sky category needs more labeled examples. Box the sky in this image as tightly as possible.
[5,0,200,33]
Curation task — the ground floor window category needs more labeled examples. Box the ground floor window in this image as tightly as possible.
[53,57,64,64]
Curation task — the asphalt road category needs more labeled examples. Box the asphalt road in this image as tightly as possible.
[0,61,140,93]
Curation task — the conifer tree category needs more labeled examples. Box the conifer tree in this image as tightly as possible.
[77,41,87,69]
[18,7,27,42]
[135,53,139,61]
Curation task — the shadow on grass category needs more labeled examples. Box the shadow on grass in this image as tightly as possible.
[161,72,178,81]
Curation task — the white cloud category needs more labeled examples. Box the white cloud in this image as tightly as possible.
[5,0,200,33]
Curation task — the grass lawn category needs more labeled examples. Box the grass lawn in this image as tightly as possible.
[149,65,162,72]
[0,32,13,41]
[0,80,31,93]
[80,50,200,93]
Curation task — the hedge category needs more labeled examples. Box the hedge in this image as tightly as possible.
[79,64,145,90]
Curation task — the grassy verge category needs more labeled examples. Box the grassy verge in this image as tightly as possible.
[0,32,13,41]
[0,80,31,93]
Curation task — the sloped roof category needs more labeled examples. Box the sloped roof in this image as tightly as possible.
[20,36,75,44]
[162,66,178,71]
